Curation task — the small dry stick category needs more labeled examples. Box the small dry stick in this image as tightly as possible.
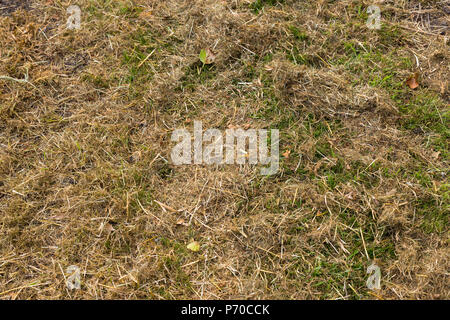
[360,228,370,260]
[137,48,156,68]
[0,74,36,88]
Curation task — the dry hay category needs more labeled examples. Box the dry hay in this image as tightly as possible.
[0,0,448,299]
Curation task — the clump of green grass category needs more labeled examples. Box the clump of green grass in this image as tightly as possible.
[251,0,284,13]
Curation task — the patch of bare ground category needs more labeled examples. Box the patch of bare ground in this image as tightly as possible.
[0,0,31,16]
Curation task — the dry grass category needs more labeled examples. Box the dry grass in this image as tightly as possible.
[0,0,448,299]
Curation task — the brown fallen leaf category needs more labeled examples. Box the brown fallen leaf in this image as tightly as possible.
[282,150,291,158]
[139,10,153,19]
[176,218,189,226]
[406,73,420,89]
[243,122,252,130]
[432,151,440,160]
[104,223,115,233]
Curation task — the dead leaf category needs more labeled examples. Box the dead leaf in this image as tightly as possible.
[282,150,291,158]
[139,10,153,19]
[105,223,115,233]
[176,218,188,226]
[204,48,216,64]
[432,151,440,160]
[406,73,420,89]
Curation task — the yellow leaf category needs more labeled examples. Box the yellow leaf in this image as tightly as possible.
[187,241,200,252]
[200,48,216,65]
